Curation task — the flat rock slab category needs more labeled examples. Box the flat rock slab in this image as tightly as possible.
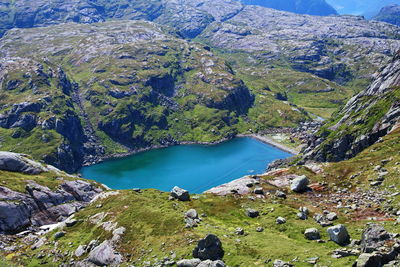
[204,177,257,196]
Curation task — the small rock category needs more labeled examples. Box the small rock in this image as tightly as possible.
[54,232,65,239]
[235,228,244,235]
[326,212,338,221]
[256,227,264,232]
[65,218,78,227]
[276,217,286,224]
[304,228,320,240]
[273,259,293,267]
[254,187,264,195]
[275,191,287,199]
[246,208,259,218]
[297,212,307,220]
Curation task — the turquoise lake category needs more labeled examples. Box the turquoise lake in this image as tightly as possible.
[80,137,291,194]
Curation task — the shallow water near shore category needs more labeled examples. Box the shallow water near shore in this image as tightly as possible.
[81,137,291,193]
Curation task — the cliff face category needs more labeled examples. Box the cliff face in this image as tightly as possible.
[303,51,400,162]
[374,4,400,27]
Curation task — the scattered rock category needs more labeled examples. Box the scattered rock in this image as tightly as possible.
[245,208,259,218]
[256,227,264,232]
[88,240,122,266]
[273,259,293,267]
[185,209,201,228]
[276,217,286,224]
[253,187,264,195]
[54,231,65,239]
[326,212,338,221]
[234,228,244,235]
[275,190,287,199]
[171,186,190,201]
[290,175,309,193]
[75,245,87,257]
[177,259,202,267]
[304,228,320,240]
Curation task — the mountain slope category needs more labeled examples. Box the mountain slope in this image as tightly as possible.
[240,0,337,16]
[374,4,400,27]
[302,51,400,162]
[326,0,400,18]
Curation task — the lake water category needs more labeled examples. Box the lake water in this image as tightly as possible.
[80,137,291,193]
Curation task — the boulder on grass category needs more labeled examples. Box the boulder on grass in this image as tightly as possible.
[290,175,309,192]
[192,234,224,261]
[171,186,190,201]
[304,228,320,240]
[327,224,350,245]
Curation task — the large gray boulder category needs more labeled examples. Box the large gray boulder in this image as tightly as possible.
[88,240,122,266]
[0,151,46,174]
[193,234,224,261]
[171,186,190,201]
[290,175,309,192]
[327,224,350,245]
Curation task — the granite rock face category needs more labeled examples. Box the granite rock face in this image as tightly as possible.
[0,179,102,234]
[0,151,46,174]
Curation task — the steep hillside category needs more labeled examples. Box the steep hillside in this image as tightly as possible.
[374,4,400,27]
[303,51,400,163]
[240,0,337,16]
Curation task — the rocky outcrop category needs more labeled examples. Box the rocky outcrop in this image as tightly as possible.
[0,151,46,174]
[0,179,102,234]
[303,51,400,163]
[355,224,400,267]
[374,5,400,27]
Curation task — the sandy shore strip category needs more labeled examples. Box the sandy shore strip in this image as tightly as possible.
[239,134,300,155]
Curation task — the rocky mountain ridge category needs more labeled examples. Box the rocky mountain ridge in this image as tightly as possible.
[303,51,400,163]
[374,4,400,27]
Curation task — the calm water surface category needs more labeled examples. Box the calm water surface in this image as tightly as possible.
[81,137,291,193]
